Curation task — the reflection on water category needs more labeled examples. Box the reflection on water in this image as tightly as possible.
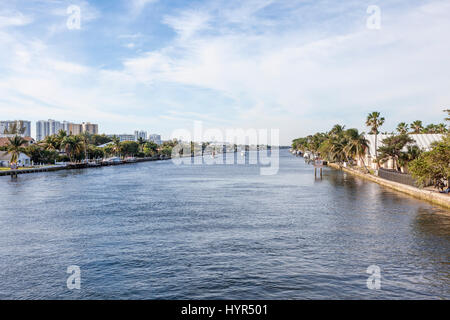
[411,208,450,295]
[0,150,449,299]
[414,208,450,237]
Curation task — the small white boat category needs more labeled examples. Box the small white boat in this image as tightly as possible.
[103,157,122,164]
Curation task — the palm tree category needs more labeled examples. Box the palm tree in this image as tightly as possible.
[396,122,409,134]
[6,135,27,165]
[329,124,346,137]
[344,129,370,172]
[444,109,450,122]
[331,139,347,164]
[111,136,121,157]
[317,126,352,165]
[56,130,67,150]
[80,132,91,160]
[410,120,423,133]
[292,137,308,152]
[61,135,83,162]
[137,137,146,152]
[307,133,327,157]
[436,123,447,134]
[398,145,421,172]
[324,134,347,165]
[40,135,59,151]
[365,111,385,164]
[423,124,437,134]
[378,134,414,171]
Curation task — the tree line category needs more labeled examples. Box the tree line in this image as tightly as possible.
[292,110,449,190]
[0,130,176,164]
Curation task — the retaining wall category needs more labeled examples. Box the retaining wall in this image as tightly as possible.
[327,163,450,210]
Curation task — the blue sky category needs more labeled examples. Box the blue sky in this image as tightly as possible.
[0,0,449,144]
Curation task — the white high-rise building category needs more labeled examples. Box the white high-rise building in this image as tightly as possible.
[36,119,64,141]
[36,120,50,141]
[149,134,162,145]
[49,119,61,135]
[62,121,70,134]
[0,120,31,137]
[134,130,147,141]
[36,120,99,141]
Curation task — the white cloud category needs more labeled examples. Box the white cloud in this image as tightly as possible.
[0,24,159,138]
[0,10,33,28]
[129,0,158,15]
[45,59,89,74]
[121,0,450,143]
[163,10,211,40]
[123,51,174,84]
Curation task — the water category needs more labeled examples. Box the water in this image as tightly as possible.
[0,150,449,299]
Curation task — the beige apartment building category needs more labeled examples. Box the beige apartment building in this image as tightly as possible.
[82,122,98,135]
[68,123,83,135]
[65,122,98,135]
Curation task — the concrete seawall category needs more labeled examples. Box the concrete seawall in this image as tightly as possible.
[327,163,450,210]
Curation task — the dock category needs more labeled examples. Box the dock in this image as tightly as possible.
[0,155,170,177]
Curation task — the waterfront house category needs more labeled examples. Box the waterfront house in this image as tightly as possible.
[358,134,444,170]
[97,142,114,148]
[0,151,31,167]
[106,134,135,142]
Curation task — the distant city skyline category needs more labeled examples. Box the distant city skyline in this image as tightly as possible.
[0,117,165,144]
[35,119,99,141]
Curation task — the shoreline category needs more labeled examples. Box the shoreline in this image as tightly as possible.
[0,156,171,177]
[327,162,450,210]
[0,152,230,177]
[5,150,449,210]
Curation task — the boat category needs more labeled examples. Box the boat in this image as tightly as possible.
[102,157,122,165]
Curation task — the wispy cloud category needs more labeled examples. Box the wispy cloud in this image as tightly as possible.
[163,10,211,40]
[121,0,450,141]
[0,10,33,28]
[129,0,158,15]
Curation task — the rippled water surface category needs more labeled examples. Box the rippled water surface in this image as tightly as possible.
[0,150,449,299]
